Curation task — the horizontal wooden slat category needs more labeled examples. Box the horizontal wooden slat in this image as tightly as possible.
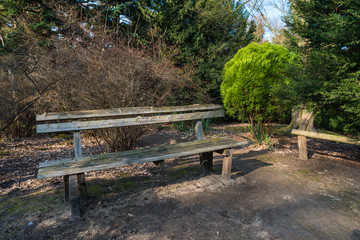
[291,129,360,145]
[37,109,224,133]
[36,104,223,122]
[38,138,248,178]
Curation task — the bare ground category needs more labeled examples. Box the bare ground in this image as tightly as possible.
[1,123,360,240]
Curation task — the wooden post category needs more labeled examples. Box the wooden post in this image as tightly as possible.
[195,121,204,140]
[64,175,69,203]
[196,121,213,174]
[200,152,213,175]
[73,131,87,201]
[69,174,81,218]
[297,119,309,160]
[298,135,308,160]
[222,148,233,179]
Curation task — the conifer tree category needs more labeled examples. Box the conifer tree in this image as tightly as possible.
[281,0,360,135]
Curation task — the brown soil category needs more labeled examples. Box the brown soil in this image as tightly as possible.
[1,123,360,240]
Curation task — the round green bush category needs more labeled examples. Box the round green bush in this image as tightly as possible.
[221,42,298,123]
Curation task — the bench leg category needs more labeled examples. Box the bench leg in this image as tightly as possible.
[200,151,213,175]
[298,136,308,160]
[77,173,87,202]
[69,174,81,218]
[64,175,69,203]
[222,148,233,179]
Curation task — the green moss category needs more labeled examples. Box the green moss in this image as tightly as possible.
[116,172,132,178]
[114,181,136,191]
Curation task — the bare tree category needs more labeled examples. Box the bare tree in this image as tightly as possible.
[247,0,289,44]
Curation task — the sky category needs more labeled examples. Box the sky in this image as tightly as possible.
[263,5,284,41]
[245,0,288,42]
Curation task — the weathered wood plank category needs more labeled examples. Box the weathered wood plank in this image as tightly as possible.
[38,138,248,179]
[37,110,225,133]
[222,148,233,179]
[36,104,223,121]
[291,129,360,145]
[39,137,233,168]
[39,138,238,168]
[153,139,176,166]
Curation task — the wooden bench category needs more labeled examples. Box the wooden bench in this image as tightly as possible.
[291,129,360,160]
[36,104,247,218]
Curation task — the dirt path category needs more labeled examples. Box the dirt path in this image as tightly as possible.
[1,125,360,239]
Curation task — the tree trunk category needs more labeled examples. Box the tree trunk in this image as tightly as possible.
[288,106,316,161]
[287,107,316,132]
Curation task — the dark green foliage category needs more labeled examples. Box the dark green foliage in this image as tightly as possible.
[320,71,360,135]
[137,0,256,101]
[285,0,360,65]
[221,42,298,123]
[245,121,273,148]
[282,0,360,135]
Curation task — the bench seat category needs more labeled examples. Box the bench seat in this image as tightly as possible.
[38,137,247,179]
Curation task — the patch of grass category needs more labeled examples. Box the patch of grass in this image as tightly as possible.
[54,133,72,140]
[0,190,64,239]
[0,189,64,217]
[172,121,192,133]
[113,181,137,191]
[166,166,200,180]
[341,188,358,197]
[326,188,360,210]
[116,172,132,178]
[87,184,111,195]
[225,126,248,133]
[257,154,279,163]
[293,169,321,182]
[338,189,360,205]
[0,150,12,158]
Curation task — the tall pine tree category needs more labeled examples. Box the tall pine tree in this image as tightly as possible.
[281,0,360,135]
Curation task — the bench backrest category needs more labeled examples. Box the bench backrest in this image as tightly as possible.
[36,104,224,133]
